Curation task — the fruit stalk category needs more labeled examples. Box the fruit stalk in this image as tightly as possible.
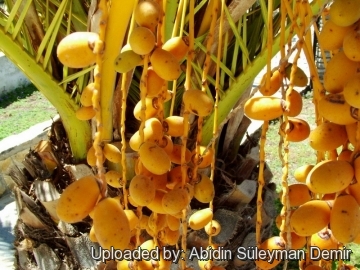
[93,0,108,197]
[256,120,268,247]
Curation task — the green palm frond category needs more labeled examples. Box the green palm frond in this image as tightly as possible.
[0,0,92,160]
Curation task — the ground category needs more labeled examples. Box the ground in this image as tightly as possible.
[0,84,57,140]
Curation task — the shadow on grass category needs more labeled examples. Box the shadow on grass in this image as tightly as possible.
[0,84,37,108]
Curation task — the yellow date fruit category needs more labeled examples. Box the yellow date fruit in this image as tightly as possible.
[159,227,180,245]
[86,145,105,167]
[150,48,181,81]
[56,175,100,223]
[158,135,174,156]
[189,208,213,230]
[286,89,303,117]
[279,183,312,207]
[318,19,354,51]
[280,117,310,142]
[124,209,139,231]
[166,214,180,231]
[129,174,156,206]
[167,165,190,189]
[129,27,156,55]
[191,145,214,168]
[117,260,132,270]
[57,32,98,68]
[148,212,167,233]
[162,36,189,61]
[162,188,189,215]
[75,106,96,121]
[346,122,358,147]
[147,190,168,214]
[194,174,215,203]
[80,83,95,107]
[285,64,308,87]
[114,49,143,73]
[343,75,360,108]
[204,220,221,236]
[294,164,314,183]
[89,226,98,242]
[134,0,161,31]
[163,116,185,137]
[183,89,214,117]
[349,157,360,205]
[105,170,123,188]
[129,117,163,151]
[103,143,122,164]
[259,69,282,96]
[309,122,348,151]
[330,194,360,243]
[136,240,155,269]
[146,67,165,97]
[343,28,360,62]
[290,200,331,236]
[255,236,285,269]
[310,230,338,254]
[244,96,285,121]
[133,97,159,121]
[338,149,353,161]
[168,144,191,165]
[282,232,306,250]
[139,142,171,175]
[329,0,360,27]
[323,51,360,93]
[93,198,131,250]
[306,160,354,194]
[318,93,358,125]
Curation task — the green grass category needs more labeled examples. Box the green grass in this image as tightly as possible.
[0,84,57,140]
[265,91,360,268]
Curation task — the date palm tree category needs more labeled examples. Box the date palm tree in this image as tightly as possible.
[0,0,327,269]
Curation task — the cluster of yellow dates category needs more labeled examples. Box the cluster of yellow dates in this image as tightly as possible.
[55,0,223,269]
[244,63,310,143]
[245,0,360,269]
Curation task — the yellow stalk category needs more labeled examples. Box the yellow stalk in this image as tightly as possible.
[128,0,138,44]
[120,74,129,210]
[256,121,268,247]
[192,0,219,188]
[172,0,184,37]
[197,0,221,37]
[139,56,149,143]
[161,0,166,42]
[256,0,273,249]
[157,0,164,46]
[283,0,325,125]
[201,0,219,93]
[100,0,135,141]
[207,0,225,256]
[264,0,273,92]
[93,0,108,198]
[179,0,188,38]
[181,0,194,268]
[281,47,302,259]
